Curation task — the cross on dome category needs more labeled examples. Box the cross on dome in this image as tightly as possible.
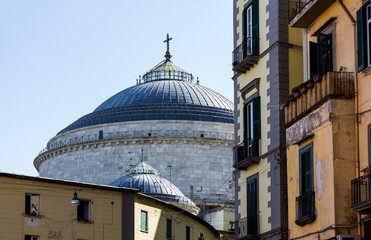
[164,33,172,61]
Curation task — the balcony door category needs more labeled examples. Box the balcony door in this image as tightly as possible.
[243,96,260,157]
[318,33,333,75]
[243,5,252,58]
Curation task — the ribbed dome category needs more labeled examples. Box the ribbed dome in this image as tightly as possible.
[57,60,233,135]
[110,161,199,214]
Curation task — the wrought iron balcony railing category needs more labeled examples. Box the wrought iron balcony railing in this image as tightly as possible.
[288,0,309,21]
[233,139,260,170]
[232,38,259,73]
[351,175,371,214]
[295,191,315,226]
[235,217,259,239]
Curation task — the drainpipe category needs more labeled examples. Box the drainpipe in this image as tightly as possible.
[339,0,361,235]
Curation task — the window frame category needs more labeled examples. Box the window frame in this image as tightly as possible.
[25,193,40,217]
[299,143,313,194]
[77,200,91,222]
[246,173,259,235]
[242,0,259,57]
[166,218,172,239]
[186,226,191,240]
[140,210,148,232]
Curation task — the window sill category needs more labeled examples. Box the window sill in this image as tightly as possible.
[362,65,371,76]
[140,230,148,233]
[77,220,93,224]
[23,213,42,218]
[295,215,316,226]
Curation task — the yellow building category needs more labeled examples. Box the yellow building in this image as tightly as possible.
[232,0,302,239]
[286,0,371,239]
[0,172,219,240]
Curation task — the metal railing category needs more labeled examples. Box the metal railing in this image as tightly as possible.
[288,0,310,21]
[232,38,258,67]
[38,130,234,156]
[233,139,259,165]
[351,175,371,207]
[235,216,258,239]
[296,191,315,221]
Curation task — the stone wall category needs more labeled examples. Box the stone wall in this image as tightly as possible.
[35,120,234,203]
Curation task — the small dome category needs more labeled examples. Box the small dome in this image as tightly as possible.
[110,161,200,215]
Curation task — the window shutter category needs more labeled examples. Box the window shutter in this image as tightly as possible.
[243,103,248,143]
[251,0,259,55]
[247,179,257,235]
[305,150,312,192]
[357,6,367,72]
[252,96,260,139]
[242,8,247,41]
[309,41,318,79]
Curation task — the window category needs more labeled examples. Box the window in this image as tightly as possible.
[25,236,39,240]
[247,178,258,235]
[243,96,260,157]
[77,200,90,222]
[309,33,333,78]
[140,210,148,232]
[357,3,371,71]
[166,219,172,239]
[25,194,39,216]
[296,144,315,225]
[242,0,259,57]
[186,226,191,240]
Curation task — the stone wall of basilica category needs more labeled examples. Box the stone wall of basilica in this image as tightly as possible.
[35,120,234,202]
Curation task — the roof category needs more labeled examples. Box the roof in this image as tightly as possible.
[57,59,233,135]
[110,161,197,210]
[0,171,218,236]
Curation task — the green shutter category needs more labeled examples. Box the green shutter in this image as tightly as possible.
[141,211,147,231]
[252,96,260,139]
[251,0,259,55]
[247,179,257,235]
[357,6,366,72]
[301,148,312,193]
[305,150,312,192]
[243,103,248,143]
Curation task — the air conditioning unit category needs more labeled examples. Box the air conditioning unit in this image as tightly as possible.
[336,235,361,240]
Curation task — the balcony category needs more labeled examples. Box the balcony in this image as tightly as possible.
[351,175,371,214]
[289,0,336,28]
[284,72,354,127]
[295,191,316,226]
[235,217,260,240]
[232,38,259,73]
[233,139,260,170]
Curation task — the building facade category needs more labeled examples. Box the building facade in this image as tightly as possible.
[232,0,303,239]
[286,0,371,239]
[0,172,219,240]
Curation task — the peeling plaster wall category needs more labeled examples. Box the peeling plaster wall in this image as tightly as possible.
[286,98,357,239]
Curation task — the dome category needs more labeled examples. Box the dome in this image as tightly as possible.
[110,161,200,215]
[57,59,233,135]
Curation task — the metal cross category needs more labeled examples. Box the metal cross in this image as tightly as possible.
[140,148,144,162]
[164,33,172,52]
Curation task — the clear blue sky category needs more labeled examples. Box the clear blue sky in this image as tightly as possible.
[0,1,233,176]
